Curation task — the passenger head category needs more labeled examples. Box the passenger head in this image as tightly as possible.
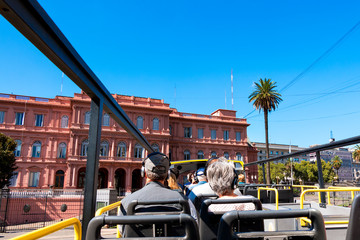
[238,174,245,183]
[187,172,194,184]
[142,152,170,181]
[168,169,181,190]
[195,167,206,182]
[207,160,237,196]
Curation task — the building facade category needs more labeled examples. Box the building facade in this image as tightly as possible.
[253,142,310,163]
[0,92,258,194]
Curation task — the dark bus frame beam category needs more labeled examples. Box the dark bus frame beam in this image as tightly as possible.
[0,0,154,238]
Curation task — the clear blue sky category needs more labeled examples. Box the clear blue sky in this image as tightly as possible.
[1,0,360,148]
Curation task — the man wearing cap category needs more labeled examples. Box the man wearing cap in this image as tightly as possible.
[120,152,188,216]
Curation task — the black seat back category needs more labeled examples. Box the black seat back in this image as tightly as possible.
[124,199,190,237]
[86,214,199,240]
[199,197,263,240]
[218,208,326,240]
[346,194,360,240]
[270,184,294,203]
[193,193,218,211]
[244,184,271,203]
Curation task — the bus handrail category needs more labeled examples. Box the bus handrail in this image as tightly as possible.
[95,201,121,216]
[258,187,278,210]
[11,217,81,240]
[328,186,360,204]
[95,201,122,238]
[293,185,320,203]
[300,188,360,225]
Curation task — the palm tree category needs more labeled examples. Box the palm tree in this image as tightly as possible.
[249,78,282,184]
[331,155,342,182]
[353,145,360,162]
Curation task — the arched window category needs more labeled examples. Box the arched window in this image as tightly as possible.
[58,142,67,158]
[224,152,229,159]
[136,116,143,129]
[197,150,204,159]
[14,140,22,157]
[152,144,160,152]
[61,115,69,128]
[81,140,89,156]
[117,142,127,157]
[55,170,65,188]
[153,118,159,130]
[84,111,91,125]
[77,168,86,188]
[236,152,242,161]
[134,143,144,158]
[211,151,217,158]
[184,150,191,160]
[32,141,41,158]
[103,113,110,126]
[100,141,109,157]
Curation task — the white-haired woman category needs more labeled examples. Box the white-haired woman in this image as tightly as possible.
[207,159,255,212]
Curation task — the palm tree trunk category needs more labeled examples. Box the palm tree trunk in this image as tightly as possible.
[264,109,271,184]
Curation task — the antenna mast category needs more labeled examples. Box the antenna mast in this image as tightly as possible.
[231,69,234,110]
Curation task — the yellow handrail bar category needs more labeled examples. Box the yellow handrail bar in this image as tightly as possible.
[328,186,360,203]
[300,188,360,225]
[95,201,121,216]
[258,187,279,210]
[11,217,81,240]
[95,201,122,238]
[292,185,320,203]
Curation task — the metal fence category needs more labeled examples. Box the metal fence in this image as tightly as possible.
[0,189,84,232]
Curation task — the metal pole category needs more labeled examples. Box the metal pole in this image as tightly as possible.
[82,99,103,240]
[262,163,266,184]
[316,151,326,208]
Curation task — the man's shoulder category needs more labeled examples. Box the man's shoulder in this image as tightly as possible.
[192,182,213,194]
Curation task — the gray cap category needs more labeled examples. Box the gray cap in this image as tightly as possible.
[144,152,170,177]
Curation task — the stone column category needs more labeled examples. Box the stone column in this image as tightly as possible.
[125,167,132,194]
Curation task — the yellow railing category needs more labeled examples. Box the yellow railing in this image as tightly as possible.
[258,187,278,210]
[11,217,81,240]
[327,186,360,205]
[95,201,122,238]
[293,185,320,203]
[300,188,360,225]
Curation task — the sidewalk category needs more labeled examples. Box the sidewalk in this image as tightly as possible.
[0,227,118,239]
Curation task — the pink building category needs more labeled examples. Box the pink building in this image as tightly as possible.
[0,92,258,194]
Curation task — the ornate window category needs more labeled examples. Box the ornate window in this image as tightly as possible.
[152,144,160,152]
[100,141,109,157]
[58,142,67,158]
[236,132,241,141]
[117,142,127,157]
[197,150,204,159]
[55,170,65,188]
[32,141,41,158]
[28,171,40,187]
[223,130,229,141]
[236,152,242,161]
[61,115,69,128]
[14,140,22,157]
[198,128,204,139]
[81,140,89,156]
[211,130,216,140]
[136,116,144,129]
[224,152,229,159]
[184,150,191,160]
[134,143,144,158]
[84,111,91,125]
[15,112,24,125]
[184,127,192,138]
[35,114,44,127]
[0,111,4,124]
[153,118,159,130]
[103,113,110,126]
[211,151,217,158]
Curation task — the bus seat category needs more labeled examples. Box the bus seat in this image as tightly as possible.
[218,208,326,240]
[345,194,360,240]
[124,198,190,237]
[199,197,263,240]
[193,193,218,211]
[86,214,199,240]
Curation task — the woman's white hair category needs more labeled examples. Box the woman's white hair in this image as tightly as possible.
[207,158,236,195]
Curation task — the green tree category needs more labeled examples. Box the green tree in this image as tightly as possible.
[249,78,282,184]
[292,160,335,184]
[353,145,360,162]
[331,155,342,180]
[0,133,18,188]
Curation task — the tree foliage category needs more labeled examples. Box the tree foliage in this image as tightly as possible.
[0,133,18,188]
[331,155,342,179]
[353,145,360,162]
[249,78,282,184]
[258,160,335,184]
